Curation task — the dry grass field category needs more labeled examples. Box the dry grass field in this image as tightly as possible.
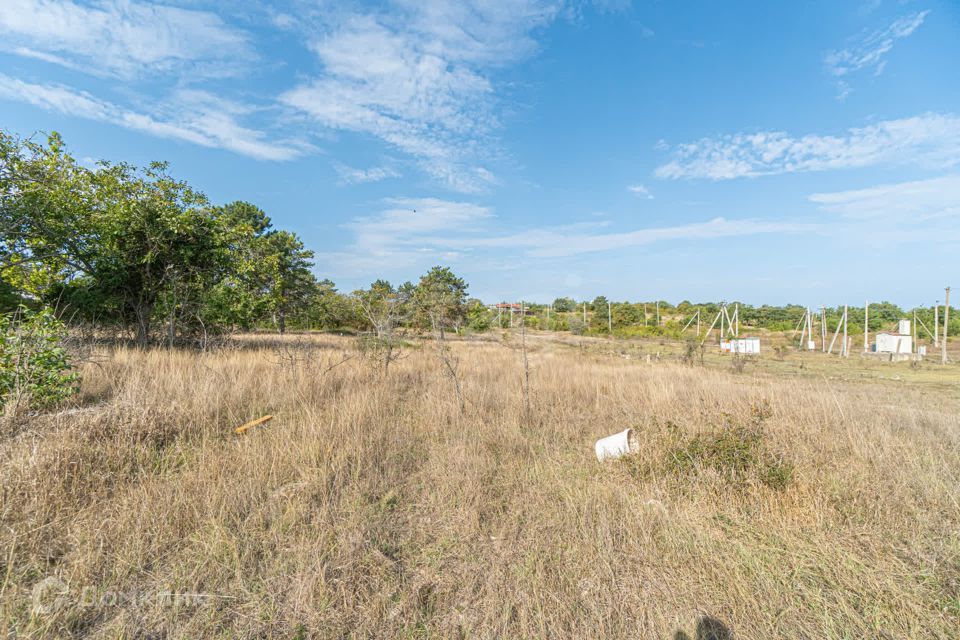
[2,332,959,638]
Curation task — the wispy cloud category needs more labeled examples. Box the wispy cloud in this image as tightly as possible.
[324,197,493,273]
[824,10,929,99]
[627,184,654,199]
[0,0,253,79]
[280,1,560,193]
[810,175,960,220]
[456,217,814,258]
[324,194,814,276]
[0,74,305,161]
[825,10,929,77]
[655,113,960,180]
[334,163,401,185]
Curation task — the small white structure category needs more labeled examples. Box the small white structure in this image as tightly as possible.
[874,332,912,354]
[898,319,911,336]
[721,337,761,354]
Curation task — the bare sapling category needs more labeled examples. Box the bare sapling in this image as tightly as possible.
[521,301,531,418]
[430,311,465,415]
[354,281,410,375]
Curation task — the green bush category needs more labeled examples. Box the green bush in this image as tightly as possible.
[1,306,80,411]
[664,402,793,490]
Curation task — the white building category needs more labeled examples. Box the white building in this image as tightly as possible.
[721,337,761,354]
[874,332,912,354]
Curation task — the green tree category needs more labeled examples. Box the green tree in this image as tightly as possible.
[467,299,491,332]
[414,266,468,335]
[1,133,225,346]
[260,230,315,334]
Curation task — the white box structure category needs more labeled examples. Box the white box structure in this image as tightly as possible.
[874,332,912,354]
[720,337,760,354]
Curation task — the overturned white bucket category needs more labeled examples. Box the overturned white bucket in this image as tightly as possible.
[595,428,633,462]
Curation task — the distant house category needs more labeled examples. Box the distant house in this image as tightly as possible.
[491,302,531,315]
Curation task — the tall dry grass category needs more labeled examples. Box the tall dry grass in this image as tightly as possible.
[1,333,958,638]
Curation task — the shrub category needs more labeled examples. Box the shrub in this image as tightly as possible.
[664,402,792,490]
[1,306,80,412]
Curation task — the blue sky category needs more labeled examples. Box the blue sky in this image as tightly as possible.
[1,1,958,306]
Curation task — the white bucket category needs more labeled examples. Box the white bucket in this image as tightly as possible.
[595,428,633,462]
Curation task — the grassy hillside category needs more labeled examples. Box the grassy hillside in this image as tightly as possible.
[2,333,959,638]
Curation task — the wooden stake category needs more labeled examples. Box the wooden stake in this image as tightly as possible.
[235,415,273,435]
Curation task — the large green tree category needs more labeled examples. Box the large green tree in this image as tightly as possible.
[1,132,223,345]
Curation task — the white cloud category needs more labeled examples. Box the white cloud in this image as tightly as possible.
[324,193,814,276]
[334,163,401,185]
[0,74,305,161]
[810,175,960,220]
[325,197,493,273]
[0,0,252,79]
[454,217,814,258]
[825,10,929,78]
[280,1,560,193]
[655,113,960,180]
[627,184,654,199]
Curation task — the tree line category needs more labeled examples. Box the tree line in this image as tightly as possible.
[0,132,478,346]
[2,131,955,346]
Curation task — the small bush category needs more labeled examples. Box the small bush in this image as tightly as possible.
[1,306,80,412]
[730,355,747,374]
[664,402,792,490]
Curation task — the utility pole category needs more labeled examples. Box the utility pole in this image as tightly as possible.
[821,306,826,352]
[498,303,502,327]
[547,304,551,329]
[607,300,612,334]
[842,304,849,357]
[656,300,660,326]
[583,302,587,326]
[943,287,951,365]
[510,304,514,328]
[934,301,939,347]
[913,309,917,354]
[720,304,726,340]
[735,303,739,337]
[864,301,869,352]
[697,308,701,337]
